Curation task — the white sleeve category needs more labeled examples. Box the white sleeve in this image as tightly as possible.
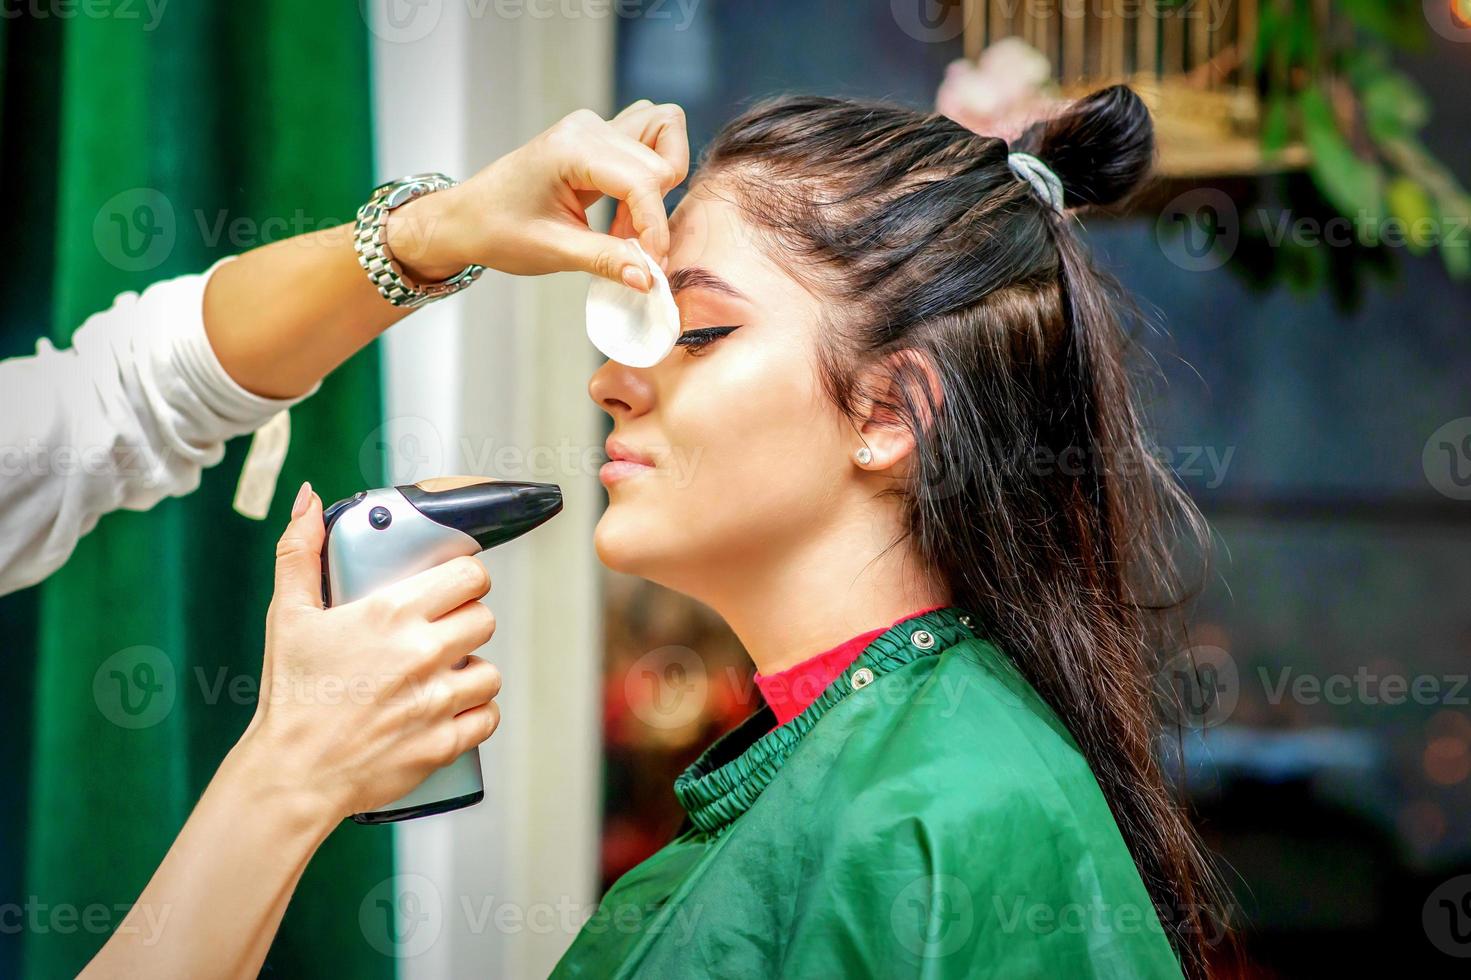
[0,256,320,596]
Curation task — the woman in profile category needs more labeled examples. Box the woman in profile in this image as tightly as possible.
[560,85,1227,978]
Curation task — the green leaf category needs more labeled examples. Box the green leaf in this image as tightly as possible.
[1335,0,1429,48]
[1385,177,1437,255]
[1253,1,1281,77]
[1434,194,1471,279]
[1361,69,1431,144]
[1261,92,1293,156]
[1300,85,1386,240]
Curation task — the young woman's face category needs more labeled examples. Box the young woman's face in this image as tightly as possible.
[587,180,857,597]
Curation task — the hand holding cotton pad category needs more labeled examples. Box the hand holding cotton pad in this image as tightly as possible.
[585,239,680,367]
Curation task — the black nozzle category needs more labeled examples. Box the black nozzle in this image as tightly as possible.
[398,480,563,549]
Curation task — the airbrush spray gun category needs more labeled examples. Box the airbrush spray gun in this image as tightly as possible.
[321,476,563,824]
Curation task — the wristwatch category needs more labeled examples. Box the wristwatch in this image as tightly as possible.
[353,173,485,309]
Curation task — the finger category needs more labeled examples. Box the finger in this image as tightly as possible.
[609,101,690,191]
[431,600,497,665]
[451,700,502,755]
[383,555,491,621]
[565,148,671,263]
[445,655,503,715]
[272,482,324,610]
[542,221,655,291]
[610,199,637,242]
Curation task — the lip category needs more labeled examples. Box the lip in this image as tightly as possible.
[601,438,655,486]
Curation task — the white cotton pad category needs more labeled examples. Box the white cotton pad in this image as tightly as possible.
[585,239,680,367]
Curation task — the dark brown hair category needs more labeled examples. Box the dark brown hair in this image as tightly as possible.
[701,86,1230,978]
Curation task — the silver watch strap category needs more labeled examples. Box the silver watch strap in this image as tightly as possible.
[354,173,484,310]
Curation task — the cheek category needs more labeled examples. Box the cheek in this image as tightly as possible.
[664,339,845,531]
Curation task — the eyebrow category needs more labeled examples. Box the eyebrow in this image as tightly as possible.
[667,266,749,301]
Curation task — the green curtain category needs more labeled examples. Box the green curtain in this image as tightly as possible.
[17,4,393,978]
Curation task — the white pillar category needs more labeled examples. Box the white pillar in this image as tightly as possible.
[368,3,610,976]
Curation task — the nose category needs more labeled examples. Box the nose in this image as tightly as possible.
[588,358,655,420]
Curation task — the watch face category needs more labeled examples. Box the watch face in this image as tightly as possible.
[383,173,452,210]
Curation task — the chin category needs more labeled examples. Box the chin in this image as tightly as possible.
[593,507,700,595]
[593,507,655,576]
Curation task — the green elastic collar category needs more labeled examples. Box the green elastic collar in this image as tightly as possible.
[673,606,980,835]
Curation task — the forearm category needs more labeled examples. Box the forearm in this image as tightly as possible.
[202,222,409,400]
[79,733,341,980]
[201,185,467,399]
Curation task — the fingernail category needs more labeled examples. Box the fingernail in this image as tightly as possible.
[291,481,312,518]
[622,265,650,291]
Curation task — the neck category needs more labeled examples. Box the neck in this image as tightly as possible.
[687,507,951,676]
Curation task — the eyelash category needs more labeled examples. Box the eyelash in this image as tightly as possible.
[675,326,739,356]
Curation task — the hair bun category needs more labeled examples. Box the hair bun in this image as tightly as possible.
[1016,85,1155,209]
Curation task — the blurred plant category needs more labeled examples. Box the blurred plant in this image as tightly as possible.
[1255,0,1471,280]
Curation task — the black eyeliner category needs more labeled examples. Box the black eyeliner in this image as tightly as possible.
[674,325,740,346]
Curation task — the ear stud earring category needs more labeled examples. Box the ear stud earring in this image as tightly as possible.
[855,447,873,465]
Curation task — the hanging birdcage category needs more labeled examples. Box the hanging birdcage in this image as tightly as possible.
[962,0,1312,176]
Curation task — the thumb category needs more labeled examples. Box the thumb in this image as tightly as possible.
[273,481,325,610]
[548,225,653,291]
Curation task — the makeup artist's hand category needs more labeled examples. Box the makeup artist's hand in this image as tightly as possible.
[385,100,689,292]
[236,482,503,822]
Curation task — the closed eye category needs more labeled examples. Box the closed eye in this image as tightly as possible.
[674,325,739,355]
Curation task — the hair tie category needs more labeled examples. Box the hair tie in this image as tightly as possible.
[1007,152,1065,214]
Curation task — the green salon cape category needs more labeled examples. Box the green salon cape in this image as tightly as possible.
[552,607,1185,979]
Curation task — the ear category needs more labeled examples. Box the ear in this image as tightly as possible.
[851,349,944,475]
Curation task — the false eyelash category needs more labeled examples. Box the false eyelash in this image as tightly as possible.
[675,325,740,356]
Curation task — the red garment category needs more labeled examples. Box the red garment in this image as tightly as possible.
[754,605,946,728]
